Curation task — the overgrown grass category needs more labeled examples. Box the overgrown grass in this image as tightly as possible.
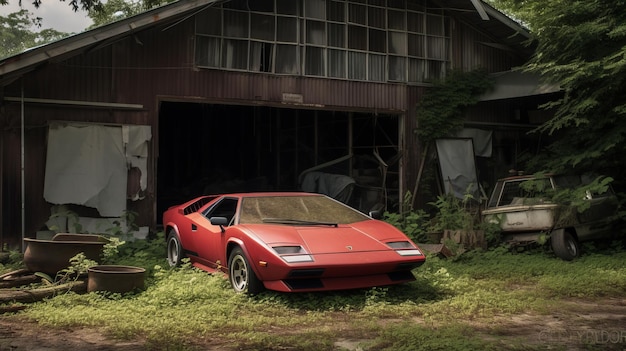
[2,237,625,351]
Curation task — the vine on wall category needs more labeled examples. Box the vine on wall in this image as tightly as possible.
[416,69,494,145]
[410,69,494,209]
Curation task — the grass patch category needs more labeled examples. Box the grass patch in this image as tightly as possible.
[366,323,499,351]
[1,237,625,350]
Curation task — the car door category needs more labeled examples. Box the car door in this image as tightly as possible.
[193,197,239,268]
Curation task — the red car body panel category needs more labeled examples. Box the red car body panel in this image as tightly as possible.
[163,192,425,292]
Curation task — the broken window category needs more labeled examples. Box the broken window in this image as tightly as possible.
[250,42,274,72]
[305,46,326,76]
[194,0,450,83]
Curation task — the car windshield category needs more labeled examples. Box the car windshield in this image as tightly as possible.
[493,178,552,207]
[239,195,369,225]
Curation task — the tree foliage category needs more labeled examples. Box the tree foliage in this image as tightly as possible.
[0,0,103,12]
[1,0,173,29]
[0,9,67,59]
[87,0,174,28]
[489,0,626,178]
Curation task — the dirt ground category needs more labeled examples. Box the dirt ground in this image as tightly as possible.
[0,298,624,350]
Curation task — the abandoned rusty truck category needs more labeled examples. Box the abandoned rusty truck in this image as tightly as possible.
[482,174,620,260]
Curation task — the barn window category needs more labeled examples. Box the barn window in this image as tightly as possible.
[251,14,275,41]
[194,0,450,82]
[348,51,366,80]
[250,42,274,72]
[275,45,299,74]
[305,0,326,20]
[328,49,346,78]
[305,46,326,76]
[277,17,298,42]
[327,1,345,21]
[306,20,326,45]
[369,53,385,82]
[276,0,297,15]
[368,28,386,53]
[222,39,248,70]
[388,56,406,82]
[223,10,248,38]
[328,23,345,47]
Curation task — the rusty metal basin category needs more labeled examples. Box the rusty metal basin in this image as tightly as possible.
[87,265,146,293]
[23,233,108,275]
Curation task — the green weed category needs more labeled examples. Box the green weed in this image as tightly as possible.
[3,238,625,350]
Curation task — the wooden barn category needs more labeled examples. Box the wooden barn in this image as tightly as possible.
[0,0,557,248]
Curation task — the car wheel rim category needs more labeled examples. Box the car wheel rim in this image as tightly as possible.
[230,255,248,292]
[566,240,577,256]
[168,239,178,265]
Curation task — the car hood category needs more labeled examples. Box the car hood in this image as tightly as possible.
[239,221,402,254]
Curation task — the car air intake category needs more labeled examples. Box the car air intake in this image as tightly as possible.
[387,270,415,281]
[288,269,325,278]
[284,279,324,290]
[395,262,424,271]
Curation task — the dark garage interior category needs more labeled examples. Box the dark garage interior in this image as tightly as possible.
[157,101,401,221]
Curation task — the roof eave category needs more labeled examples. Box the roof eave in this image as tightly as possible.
[0,0,223,84]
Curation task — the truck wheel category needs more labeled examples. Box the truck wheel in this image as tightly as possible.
[551,230,580,261]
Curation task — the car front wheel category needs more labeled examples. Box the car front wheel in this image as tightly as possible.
[228,247,263,294]
[167,230,184,267]
[551,230,580,261]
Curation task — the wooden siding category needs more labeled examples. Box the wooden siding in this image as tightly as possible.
[451,18,526,72]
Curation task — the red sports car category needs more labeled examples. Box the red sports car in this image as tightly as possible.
[162,192,426,294]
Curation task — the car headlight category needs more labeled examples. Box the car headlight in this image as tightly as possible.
[387,241,423,256]
[273,245,314,263]
[396,249,422,256]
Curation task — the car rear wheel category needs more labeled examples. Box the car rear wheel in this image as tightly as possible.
[551,230,580,261]
[167,230,184,267]
[228,247,263,295]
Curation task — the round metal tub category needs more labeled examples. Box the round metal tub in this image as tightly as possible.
[23,233,107,275]
[87,265,146,293]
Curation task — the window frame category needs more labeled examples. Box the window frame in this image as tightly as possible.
[194,0,451,83]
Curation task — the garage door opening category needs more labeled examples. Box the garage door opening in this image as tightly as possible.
[157,101,401,221]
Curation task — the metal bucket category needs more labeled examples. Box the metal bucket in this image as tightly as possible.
[87,265,146,293]
[23,233,107,275]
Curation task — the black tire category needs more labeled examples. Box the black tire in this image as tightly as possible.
[228,247,263,294]
[166,230,184,267]
[551,230,580,261]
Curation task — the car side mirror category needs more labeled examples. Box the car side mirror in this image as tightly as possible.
[369,210,382,219]
[210,216,228,233]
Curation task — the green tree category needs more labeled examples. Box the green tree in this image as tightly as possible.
[488,0,626,179]
[1,0,103,12]
[1,0,169,23]
[87,0,143,28]
[0,9,67,59]
[87,0,173,28]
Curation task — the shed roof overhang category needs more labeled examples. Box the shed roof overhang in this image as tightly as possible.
[480,70,561,101]
[433,0,531,56]
[0,0,224,87]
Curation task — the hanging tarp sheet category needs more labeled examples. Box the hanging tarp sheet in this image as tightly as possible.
[456,128,493,157]
[123,125,152,200]
[44,122,151,217]
[435,138,479,200]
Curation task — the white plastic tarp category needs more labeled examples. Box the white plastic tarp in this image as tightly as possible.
[43,122,151,217]
[456,128,492,157]
[435,138,480,200]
